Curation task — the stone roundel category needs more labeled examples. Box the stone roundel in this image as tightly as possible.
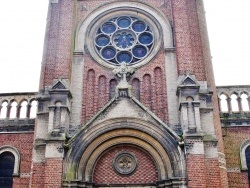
[113,151,137,175]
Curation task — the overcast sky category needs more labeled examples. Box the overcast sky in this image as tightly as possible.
[0,0,249,93]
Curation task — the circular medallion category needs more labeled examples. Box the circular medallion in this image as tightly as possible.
[113,152,137,175]
[113,30,136,49]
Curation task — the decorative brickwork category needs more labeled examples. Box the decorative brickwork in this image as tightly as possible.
[93,145,158,185]
[98,75,108,110]
[81,50,169,124]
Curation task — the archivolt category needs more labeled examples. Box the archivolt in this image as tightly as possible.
[64,117,184,183]
[78,130,172,181]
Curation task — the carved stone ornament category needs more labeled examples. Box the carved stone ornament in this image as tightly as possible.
[113,152,137,175]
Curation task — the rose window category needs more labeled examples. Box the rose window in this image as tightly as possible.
[94,16,154,65]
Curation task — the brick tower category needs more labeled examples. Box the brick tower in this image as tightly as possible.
[30,0,228,187]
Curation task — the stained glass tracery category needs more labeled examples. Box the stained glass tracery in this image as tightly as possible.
[94,16,154,65]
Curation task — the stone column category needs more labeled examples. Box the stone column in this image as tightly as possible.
[6,104,11,118]
[16,105,21,118]
[227,98,232,113]
[193,102,202,132]
[237,97,243,112]
[247,97,250,111]
[180,102,188,132]
[26,104,31,118]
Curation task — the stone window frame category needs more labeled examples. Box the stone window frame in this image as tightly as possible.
[0,145,21,176]
[240,139,250,171]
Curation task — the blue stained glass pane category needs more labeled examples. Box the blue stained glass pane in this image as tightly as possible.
[132,21,146,32]
[117,52,132,63]
[117,17,131,28]
[102,22,116,34]
[102,47,116,60]
[133,45,147,58]
[96,35,110,46]
[139,32,153,45]
[114,32,135,49]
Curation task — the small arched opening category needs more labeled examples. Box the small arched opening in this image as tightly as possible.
[0,101,8,119]
[0,152,15,187]
[241,93,249,112]
[231,94,239,112]
[219,94,228,112]
[30,100,38,118]
[19,101,28,118]
[9,101,18,118]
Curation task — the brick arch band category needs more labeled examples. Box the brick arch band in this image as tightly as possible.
[64,118,185,186]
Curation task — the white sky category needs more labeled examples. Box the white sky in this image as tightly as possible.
[0,0,249,93]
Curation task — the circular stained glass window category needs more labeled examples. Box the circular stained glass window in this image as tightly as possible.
[94,16,154,65]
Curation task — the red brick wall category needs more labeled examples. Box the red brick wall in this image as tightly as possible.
[204,159,222,188]
[223,126,250,187]
[93,145,158,185]
[40,0,74,88]
[186,155,206,188]
[227,172,248,187]
[0,133,33,188]
[196,1,228,186]
[172,0,206,81]
[44,158,63,188]
[30,163,45,188]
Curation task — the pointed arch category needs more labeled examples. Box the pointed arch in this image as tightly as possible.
[9,101,17,119]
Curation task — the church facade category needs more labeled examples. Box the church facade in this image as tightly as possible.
[0,0,250,187]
